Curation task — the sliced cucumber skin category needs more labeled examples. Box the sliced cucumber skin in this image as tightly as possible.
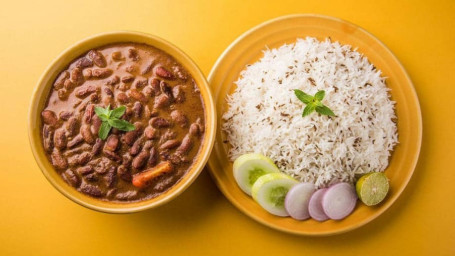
[233,153,280,196]
[252,173,299,217]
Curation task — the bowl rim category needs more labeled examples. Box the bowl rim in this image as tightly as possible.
[29,30,216,213]
[207,13,422,235]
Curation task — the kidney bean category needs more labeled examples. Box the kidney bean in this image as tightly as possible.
[115,191,138,201]
[129,89,147,103]
[84,173,98,182]
[125,64,136,73]
[159,150,170,161]
[54,128,67,150]
[121,122,142,146]
[64,144,92,157]
[189,123,199,136]
[161,130,177,142]
[54,71,69,89]
[176,134,192,156]
[63,169,80,188]
[103,149,121,162]
[172,65,188,81]
[64,79,75,90]
[160,139,180,150]
[130,138,143,156]
[81,124,95,144]
[122,153,132,167]
[154,176,175,192]
[91,68,113,79]
[172,85,185,103]
[90,92,100,103]
[143,86,154,98]
[135,78,148,88]
[132,151,149,169]
[91,138,104,155]
[117,92,129,104]
[133,102,142,117]
[155,66,174,79]
[91,115,102,134]
[104,135,119,151]
[150,78,161,94]
[111,51,123,61]
[75,85,97,98]
[144,126,158,139]
[83,69,92,79]
[150,117,170,128]
[105,167,117,188]
[59,111,73,121]
[42,110,58,127]
[77,166,94,175]
[91,157,111,174]
[161,81,173,98]
[148,147,158,166]
[170,110,188,127]
[117,165,131,181]
[121,75,134,83]
[196,117,204,133]
[83,104,95,123]
[69,152,91,166]
[169,154,182,165]
[153,94,170,109]
[67,134,84,148]
[105,75,119,86]
[128,48,139,61]
[51,150,68,170]
[143,105,153,119]
[57,89,68,100]
[103,89,114,100]
[70,67,84,85]
[43,125,54,152]
[123,108,133,121]
[143,140,154,151]
[75,57,93,68]
[88,50,107,68]
[141,62,154,75]
[80,183,103,197]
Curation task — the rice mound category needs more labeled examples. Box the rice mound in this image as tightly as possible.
[222,37,398,188]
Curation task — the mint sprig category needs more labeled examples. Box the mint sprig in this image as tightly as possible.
[94,105,135,140]
[294,89,335,117]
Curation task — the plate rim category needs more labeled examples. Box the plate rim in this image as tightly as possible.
[207,13,422,236]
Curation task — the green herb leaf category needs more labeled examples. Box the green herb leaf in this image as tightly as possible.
[294,89,313,104]
[110,106,126,119]
[97,114,109,122]
[109,118,136,131]
[314,90,325,101]
[95,106,109,117]
[302,104,316,117]
[294,89,335,118]
[94,105,135,139]
[98,122,112,140]
[316,105,336,116]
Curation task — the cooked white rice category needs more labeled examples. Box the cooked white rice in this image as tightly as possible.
[222,37,398,188]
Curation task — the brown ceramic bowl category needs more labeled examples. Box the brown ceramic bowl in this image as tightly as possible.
[29,31,216,213]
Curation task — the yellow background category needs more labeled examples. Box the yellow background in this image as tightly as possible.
[1,0,454,255]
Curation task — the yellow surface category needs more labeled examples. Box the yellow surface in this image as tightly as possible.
[0,0,454,254]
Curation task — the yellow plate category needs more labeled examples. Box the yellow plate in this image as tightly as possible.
[207,14,422,235]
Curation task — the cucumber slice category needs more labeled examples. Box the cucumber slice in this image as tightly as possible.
[252,173,299,217]
[233,153,280,195]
